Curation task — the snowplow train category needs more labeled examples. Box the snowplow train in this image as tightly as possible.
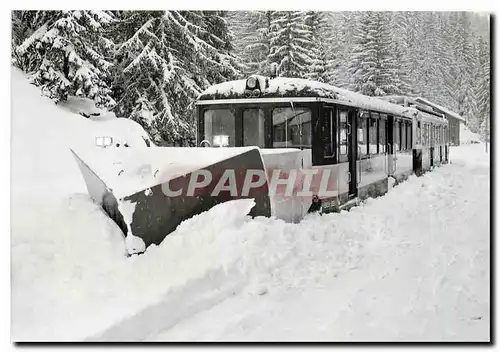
[73,74,450,255]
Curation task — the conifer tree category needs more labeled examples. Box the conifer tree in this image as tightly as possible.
[348,12,400,96]
[229,11,272,75]
[268,11,313,78]
[111,11,241,145]
[14,10,116,107]
[304,11,327,82]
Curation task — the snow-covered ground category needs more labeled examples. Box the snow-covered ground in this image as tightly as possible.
[11,67,489,342]
[151,144,490,342]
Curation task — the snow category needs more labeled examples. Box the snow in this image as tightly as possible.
[415,97,467,123]
[199,76,417,118]
[151,143,490,341]
[58,96,117,120]
[460,123,482,144]
[12,66,489,341]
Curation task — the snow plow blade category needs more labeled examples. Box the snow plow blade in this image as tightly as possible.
[71,147,271,253]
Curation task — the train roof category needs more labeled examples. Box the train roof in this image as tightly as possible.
[198,76,418,119]
[414,97,466,122]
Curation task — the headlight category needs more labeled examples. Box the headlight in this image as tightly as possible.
[96,136,113,147]
[213,135,230,147]
[246,76,257,89]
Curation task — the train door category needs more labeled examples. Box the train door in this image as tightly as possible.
[444,126,450,163]
[438,126,441,163]
[349,109,358,199]
[337,108,357,199]
[387,115,395,175]
[430,124,434,167]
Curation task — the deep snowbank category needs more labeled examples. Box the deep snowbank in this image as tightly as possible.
[152,143,490,341]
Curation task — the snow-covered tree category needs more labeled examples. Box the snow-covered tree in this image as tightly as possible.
[14,11,116,107]
[348,12,401,96]
[449,12,478,124]
[268,11,313,78]
[111,11,241,145]
[474,35,490,139]
[326,12,359,88]
[303,11,331,82]
[228,11,272,75]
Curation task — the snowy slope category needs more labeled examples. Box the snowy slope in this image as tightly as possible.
[11,67,490,342]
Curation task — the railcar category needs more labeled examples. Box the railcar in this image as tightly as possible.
[72,73,450,254]
[196,74,449,215]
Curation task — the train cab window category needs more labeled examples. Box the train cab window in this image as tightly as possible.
[243,109,265,147]
[379,117,386,153]
[272,107,311,149]
[358,111,369,157]
[338,110,348,163]
[369,112,379,154]
[204,109,236,147]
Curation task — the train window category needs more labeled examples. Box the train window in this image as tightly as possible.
[322,108,335,158]
[408,122,412,149]
[425,124,427,146]
[422,124,425,145]
[338,110,348,163]
[426,124,430,146]
[358,111,368,157]
[369,112,378,154]
[243,109,265,147]
[379,118,386,153]
[416,121,421,145]
[204,109,236,147]
[272,107,311,148]
[394,119,400,151]
[401,121,407,151]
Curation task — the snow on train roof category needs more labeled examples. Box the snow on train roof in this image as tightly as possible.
[199,76,417,118]
[414,97,466,122]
